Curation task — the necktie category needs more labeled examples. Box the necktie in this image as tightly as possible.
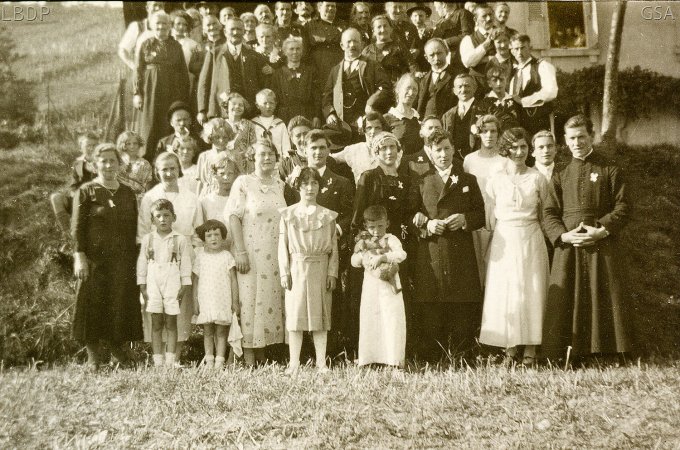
[432,72,439,84]
[459,103,466,118]
[513,67,523,96]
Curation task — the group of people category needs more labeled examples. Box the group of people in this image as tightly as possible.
[51,1,632,372]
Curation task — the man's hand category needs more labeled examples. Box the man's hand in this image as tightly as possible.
[445,213,466,231]
[413,212,428,228]
[427,219,447,235]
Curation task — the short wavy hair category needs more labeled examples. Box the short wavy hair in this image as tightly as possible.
[498,127,529,157]
[196,219,228,241]
[293,167,322,191]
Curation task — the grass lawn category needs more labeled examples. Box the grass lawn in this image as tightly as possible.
[1,362,679,448]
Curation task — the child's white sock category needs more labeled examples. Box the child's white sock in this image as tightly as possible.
[165,352,176,367]
[203,355,215,367]
[215,356,225,368]
[153,354,164,367]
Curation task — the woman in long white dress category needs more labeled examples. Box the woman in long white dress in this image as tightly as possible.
[479,127,550,365]
[463,114,505,286]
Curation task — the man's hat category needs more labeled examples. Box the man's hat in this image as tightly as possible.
[322,120,353,151]
[407,3,432,17]
[166,101,191,122]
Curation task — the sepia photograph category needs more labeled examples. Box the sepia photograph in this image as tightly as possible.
[0,1,678,447]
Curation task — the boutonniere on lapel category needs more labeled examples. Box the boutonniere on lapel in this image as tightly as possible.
[327,177,333,185]
[590,172,599,183]
[463,186,470,193]
[321,187,329,193]
[398,181,404,189]
[382,49,390,56]
[449,174,459,185]
[417,156,424,163]
[388,195,397,201]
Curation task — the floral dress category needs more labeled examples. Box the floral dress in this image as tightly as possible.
[193,248,236,326]
[224,174,286,348]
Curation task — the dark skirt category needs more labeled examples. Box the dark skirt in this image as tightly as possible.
[542,239,633,359]
[72,255,142,344]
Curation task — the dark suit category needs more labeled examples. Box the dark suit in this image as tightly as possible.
[416,65,462,118]
[322,57,391,140]
[408,163,485,360]
[441,99,479,158]
[197,43,267,118]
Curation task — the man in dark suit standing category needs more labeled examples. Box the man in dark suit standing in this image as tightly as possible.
[322,28,391,142]
[432,2,474,71]
[408,129,485,362]
[441,73,480,159]
[196,18,271,123]
[416,38,462,118]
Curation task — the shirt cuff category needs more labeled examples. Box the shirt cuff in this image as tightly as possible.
[137,277,146,285]
[336,224,343,237]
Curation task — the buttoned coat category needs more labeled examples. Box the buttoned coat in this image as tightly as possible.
[416,65,462,118]
[541,151,632,358]
[409,164,484,303]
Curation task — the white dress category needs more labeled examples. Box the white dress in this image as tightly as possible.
[351,233,407,367]
[193,248,235,325]
[463,150,505,285]
[479,165,549,348]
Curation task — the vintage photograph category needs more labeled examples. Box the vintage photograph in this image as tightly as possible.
[0,1,678,447]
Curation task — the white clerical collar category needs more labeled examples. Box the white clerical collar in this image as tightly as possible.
[387,106,419,120]
[574,149,593,161]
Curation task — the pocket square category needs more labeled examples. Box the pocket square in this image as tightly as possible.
[462,186,469,193]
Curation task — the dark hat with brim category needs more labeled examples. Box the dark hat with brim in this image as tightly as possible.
[166,101,191,122]
[407,3,432,17]
[322,120,353,151]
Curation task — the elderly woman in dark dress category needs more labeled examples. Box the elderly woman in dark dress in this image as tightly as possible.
[72,144,142,370]
[384,73,423,156]
[134,11,190,161]
[361,15,414,85]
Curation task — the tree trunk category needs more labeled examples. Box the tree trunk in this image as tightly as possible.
[600,1,627,145]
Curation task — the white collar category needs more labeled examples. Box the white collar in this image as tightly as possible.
[437,164,452,178]
[227,42,242,54]
[535,161,555,171]
[514,56,534,70]
[459,98,475,109]
[432,64,449,74]
[486,91,513,101]
[475,26,491,36]
[153,229,181,240]
[574,149,594,161]
[387,106,420,120]
[315,165,327,177]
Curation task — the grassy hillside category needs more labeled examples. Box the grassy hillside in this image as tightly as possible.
[2,362,679,448]
[0,5,679,367]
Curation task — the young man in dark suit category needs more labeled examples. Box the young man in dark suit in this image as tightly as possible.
[408,128,485,362]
